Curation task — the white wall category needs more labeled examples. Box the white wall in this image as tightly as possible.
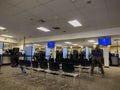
[0,37,17,43]
[25,27,120,43]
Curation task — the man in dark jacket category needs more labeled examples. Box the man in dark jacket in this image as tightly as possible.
[91,45,104,76]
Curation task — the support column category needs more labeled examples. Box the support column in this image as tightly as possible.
[103,46,109,67]
[53,46,56,60]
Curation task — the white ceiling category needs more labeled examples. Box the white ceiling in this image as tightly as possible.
[0,0,120,39]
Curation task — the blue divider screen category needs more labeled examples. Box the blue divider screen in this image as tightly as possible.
[63,48,67,59]
[25,46,34,61]
[85,47,89,61]
[0,42,4,65]
[45,48,50,60]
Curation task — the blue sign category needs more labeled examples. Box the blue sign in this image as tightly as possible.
[98,37,111,45]
[47,41,55,48]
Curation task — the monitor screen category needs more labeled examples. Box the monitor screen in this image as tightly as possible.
[98,37,111,45]
[47,41,55,48]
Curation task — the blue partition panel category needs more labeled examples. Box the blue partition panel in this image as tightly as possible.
[85,47,89,61]
[0,42,4,65]
[25,46,34,61]
[45,48,50,60]
[63,48,67,59]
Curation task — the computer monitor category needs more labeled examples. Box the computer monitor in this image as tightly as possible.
[98,37,111,45]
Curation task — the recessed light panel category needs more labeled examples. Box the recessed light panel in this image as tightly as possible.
[64,41,72,44]
[73,44,78,46]
[68,20,82,27]
[88,40,95,43]
[94,42,98,45]
[0,26,6,30]
[1,34,13,38]
[37,27,50,32]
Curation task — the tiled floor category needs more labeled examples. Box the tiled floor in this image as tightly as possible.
[0,66,120,90]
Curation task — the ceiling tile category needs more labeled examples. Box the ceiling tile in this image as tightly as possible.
[45,0,76,14]
[4,0,24,6]
[15,0,40,11]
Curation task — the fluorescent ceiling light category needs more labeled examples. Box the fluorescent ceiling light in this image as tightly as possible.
[94,42,98,45]
[108,45,111,48]
[80,45,84,48]
[0,26,6,30]
[33,44,41,46]
[37,27,50,32]
[56,44,62,46]
[88,40,95,43]
[68,19,82,27]
[64,41,72,44]
[1,34,13,38]
[73,44,78,46]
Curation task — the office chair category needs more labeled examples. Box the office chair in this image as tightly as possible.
[40,61,48,69]
[62,63,74,73]
[72,59,80,66]
[49,62,60,71]
[49,58,54,63]
[32,61,39,68]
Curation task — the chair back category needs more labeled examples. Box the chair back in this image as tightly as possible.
[40,61,48,69]
[32,61,39,68]
[62,63,74,73]
[49,62,60,71]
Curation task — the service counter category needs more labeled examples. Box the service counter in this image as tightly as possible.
[2,55,24,65]
[2,55,11,64]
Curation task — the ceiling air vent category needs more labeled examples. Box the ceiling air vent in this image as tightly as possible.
[38,19,46,23]
[86,0,92,4]
[52,27,61,30]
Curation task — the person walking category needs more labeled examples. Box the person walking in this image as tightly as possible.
[91,45,104,76]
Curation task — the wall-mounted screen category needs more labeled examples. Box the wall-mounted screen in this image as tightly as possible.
[47,41,55,48]
[98,37,111,45]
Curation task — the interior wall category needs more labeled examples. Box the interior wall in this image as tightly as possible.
[110,46,120,53]
[25,27,120,43]
[0,37,17,43]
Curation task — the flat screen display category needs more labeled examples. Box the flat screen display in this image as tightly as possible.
[47,41,55,48]
[98,37,111,45]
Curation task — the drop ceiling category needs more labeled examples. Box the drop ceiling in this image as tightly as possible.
[0,0,120,39]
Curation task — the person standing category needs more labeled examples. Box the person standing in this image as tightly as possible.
[91,45,104,76]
